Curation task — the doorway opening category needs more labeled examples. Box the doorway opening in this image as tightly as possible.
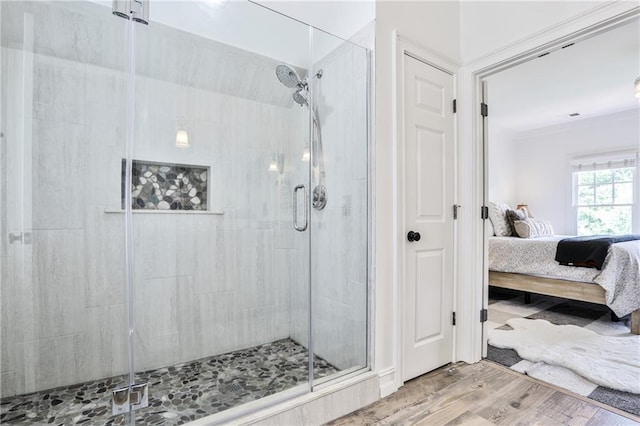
[478,12,640,418]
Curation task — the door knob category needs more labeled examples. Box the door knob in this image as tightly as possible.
[407,231,421,242]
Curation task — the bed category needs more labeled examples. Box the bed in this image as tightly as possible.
[488,236,640,334]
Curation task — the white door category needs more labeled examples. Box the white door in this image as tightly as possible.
[402,54,455,381]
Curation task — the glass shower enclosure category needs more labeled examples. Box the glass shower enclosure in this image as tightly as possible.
[0,1,370,424]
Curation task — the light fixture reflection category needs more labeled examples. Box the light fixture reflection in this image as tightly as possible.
[176,117,190,148]
[268,155,279,172]
[301,145,310,162]
[635,76,640,98]
[268,153,284,174]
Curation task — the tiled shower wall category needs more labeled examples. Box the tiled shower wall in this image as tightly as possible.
[0,1,308,398]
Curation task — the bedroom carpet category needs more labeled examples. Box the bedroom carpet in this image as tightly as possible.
[486,288,640,417]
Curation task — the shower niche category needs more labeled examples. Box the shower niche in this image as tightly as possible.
[121,160,210,211]
[0,0,370,424]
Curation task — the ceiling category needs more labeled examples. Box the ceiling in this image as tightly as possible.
[486,18,640,134]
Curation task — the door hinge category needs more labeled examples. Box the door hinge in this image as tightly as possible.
[453,99,457,113]
[480,102,488,117]
[481,205,489,220]
[480,308,488,323]
[112,383,149,415]
[452,312,456,326]
[8,232,32,245]
[453,204,461,220]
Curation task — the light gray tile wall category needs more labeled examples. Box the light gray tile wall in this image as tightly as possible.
[1,1,308,397]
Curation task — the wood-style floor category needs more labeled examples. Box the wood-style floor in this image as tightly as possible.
[327,361,639,425]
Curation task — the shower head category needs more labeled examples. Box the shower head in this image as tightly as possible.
[276,64,302,88]
[292,89,308,106]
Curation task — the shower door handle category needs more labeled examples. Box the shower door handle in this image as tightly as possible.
[293,184,308,232]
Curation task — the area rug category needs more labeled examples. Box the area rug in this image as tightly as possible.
[486,289,640,416]
[488,318,640,393]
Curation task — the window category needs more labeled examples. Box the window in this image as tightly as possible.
[572,153,638,235]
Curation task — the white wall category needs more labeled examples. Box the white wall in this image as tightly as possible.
[510,109,639,235]
[487,124,518,208]
[374,0,460,394]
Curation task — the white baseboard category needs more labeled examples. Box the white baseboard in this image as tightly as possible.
[378,367,398,398]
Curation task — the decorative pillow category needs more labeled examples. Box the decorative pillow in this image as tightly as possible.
[505,208,528,237]
[513,218,554,238]
[488,202,511,237]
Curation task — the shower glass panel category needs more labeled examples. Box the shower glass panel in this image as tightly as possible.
[0,1,133,424]
[1,1,370,424]
[129,2,312,422]
[309,28,369,383]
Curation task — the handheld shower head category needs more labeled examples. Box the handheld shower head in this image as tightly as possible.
[276,64,302,88]
[292,89,308,106]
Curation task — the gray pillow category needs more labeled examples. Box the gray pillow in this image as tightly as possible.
[506,208,528,237]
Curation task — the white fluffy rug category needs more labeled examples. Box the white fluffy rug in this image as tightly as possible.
[488,318,640,394]
[510,360,598,396]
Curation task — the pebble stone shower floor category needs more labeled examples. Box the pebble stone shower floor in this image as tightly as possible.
[0,339,338,425]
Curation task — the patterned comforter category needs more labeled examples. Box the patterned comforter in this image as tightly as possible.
[489,236,640,317]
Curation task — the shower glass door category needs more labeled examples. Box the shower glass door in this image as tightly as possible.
[309,28,370,384]
[1,1,133,424]
[1,1,369,424]
[128,1,312,423]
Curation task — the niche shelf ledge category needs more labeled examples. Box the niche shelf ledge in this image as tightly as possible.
[104,209,224,215]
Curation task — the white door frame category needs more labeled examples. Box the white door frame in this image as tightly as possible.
[392,31,460,389]
[457,3,640,363]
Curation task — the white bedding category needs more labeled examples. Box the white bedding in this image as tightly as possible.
[489,236,640,317]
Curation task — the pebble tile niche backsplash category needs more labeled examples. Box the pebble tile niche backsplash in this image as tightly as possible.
[121,160,209,211]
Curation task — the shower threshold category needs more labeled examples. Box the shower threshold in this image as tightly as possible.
[0,339,337,425]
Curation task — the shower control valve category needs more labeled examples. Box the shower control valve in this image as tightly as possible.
[312,185,327,210]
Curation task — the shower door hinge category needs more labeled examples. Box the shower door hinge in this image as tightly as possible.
[452,312,456,326]
[8,232,32,245]
[480,308,488,323]
[112,0,149,25]
[112,383,149,415]
[453,99,457,113]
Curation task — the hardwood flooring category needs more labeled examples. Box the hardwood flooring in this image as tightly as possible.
[327,361,639,425]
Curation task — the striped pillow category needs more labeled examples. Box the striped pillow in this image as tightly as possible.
[488,202,512,237]
[513,218,554,238]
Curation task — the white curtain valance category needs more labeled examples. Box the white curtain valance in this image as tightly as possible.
[572,152,638,172]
